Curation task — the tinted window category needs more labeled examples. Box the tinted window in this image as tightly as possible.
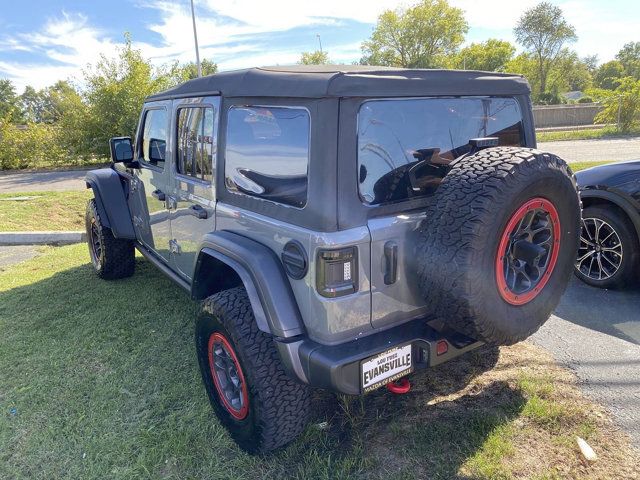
[140,109,168,168]
[357,97,523,205]
[177,107,215,182]
[225,106,310,208]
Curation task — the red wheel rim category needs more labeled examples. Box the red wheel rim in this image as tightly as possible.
[495,198,561,305]
[207,332,249,420]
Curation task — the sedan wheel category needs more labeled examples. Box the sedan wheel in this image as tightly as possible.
[574,206,639,289]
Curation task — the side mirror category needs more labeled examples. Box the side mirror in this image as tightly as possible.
[109,137,134,163]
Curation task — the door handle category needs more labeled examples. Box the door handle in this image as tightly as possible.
[384,241,398,285]
[151,189,165,201]
[188,204,209,219]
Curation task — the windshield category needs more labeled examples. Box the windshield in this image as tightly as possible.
[357,97,524,205]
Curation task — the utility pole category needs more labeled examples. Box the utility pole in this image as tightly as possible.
[316,34,323,53]
[190,0,202,77]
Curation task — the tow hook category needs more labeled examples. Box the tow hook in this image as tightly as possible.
[386,378,411,394]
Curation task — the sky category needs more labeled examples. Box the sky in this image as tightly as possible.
[0,0,638,93]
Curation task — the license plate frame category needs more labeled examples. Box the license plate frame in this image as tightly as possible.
[360,343,413,393]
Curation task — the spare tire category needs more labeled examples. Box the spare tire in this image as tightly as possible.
[416,147,580,345]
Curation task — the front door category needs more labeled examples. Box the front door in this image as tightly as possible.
[130,102,172,263]
[169,97,220,279]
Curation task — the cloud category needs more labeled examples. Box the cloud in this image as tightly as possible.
[0,12,117,91]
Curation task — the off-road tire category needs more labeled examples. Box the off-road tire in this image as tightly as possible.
[574,205,639,289]
[195,287,311,454]
[85,199,135,280]
[416,147,580,345]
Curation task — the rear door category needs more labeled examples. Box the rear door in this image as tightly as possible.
[129,101,172,263]
[357,97,527,330]
[169,96,220,280]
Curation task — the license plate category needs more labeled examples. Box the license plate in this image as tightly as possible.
[361,344,413,393]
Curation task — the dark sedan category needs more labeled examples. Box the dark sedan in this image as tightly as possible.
[574,160,640,288]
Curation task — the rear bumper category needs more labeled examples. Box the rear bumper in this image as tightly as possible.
[275,318,482,395]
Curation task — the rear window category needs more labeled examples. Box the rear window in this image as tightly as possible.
[357,97,524,205]
[225,106,310,208]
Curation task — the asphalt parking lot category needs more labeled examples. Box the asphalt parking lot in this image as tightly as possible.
[532,278,640,447]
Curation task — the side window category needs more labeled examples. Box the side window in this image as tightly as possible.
[225,106,310,208]
[140,108,168,168]
[176,106,216,183]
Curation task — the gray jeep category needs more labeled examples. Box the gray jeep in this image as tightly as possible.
[84,65,580,453]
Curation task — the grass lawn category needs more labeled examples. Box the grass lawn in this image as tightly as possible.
[1,245,639,479]
[569,160,615,172]
[537,126,640,143]
[0,190,92,231]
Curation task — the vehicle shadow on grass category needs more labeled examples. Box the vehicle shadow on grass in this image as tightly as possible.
[0,256,525,480]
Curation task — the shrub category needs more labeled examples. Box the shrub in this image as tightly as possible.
[590,77,640,132]
[0,121,68,170]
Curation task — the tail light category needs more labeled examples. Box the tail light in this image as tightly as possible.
[316,247,358,298]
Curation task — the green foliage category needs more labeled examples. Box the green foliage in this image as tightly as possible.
[0,120,68,170]
[82,36,172,157]
[19,81,84,124]
[298,50,330,65]
[616,41,640,79]
[594,60,625,90]
[514,2,577,97]
[0,79,23,122]
[360,0,468,68]
[589,77,640,132]
[453,39,515,72]
[506,49,591,104]
[163,58,218,86]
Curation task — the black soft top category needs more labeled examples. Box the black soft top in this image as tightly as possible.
[146,65,530,101]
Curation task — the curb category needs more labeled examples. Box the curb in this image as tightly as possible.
[0,231,86,246]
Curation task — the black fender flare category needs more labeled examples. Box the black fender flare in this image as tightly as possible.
[85,168,136,239]
[580,188,640,240]
[192,231,305,339]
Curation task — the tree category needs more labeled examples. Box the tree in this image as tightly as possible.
[594,60,625,90]
[360,0,468,68]
[0,79,23,122]
[453,39,515,71]
[615,42,640,79]
[82,35,171,156]
[299,50,330,65]
[162,59,218,88]
[20,86,45,123]
[590,77,640,132]
[514,2,577,97]
[506,49,590,104]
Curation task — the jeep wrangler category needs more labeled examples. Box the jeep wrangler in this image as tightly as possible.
[84,65,580,453]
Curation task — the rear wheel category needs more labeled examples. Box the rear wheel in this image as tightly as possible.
[85,199,135,280]
[416,147,580,345]
[195,287,311,454]
[574,205,639,288]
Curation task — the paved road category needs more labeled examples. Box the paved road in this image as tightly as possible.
[538,136,640,163]
[532,278,640,447]
[0,170,88,193]
[0,245,40,271]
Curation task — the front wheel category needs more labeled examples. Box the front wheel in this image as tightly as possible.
[195,287,311,454]
[574,205,639,288]
[85,199,135,280]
